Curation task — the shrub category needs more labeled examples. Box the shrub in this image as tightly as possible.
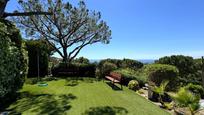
[171,87,200,115]
[52,63,96,77]
[73,57,90,64]
[184,83,204,99]
[0,19,28,106]
[101,62,117,75]
[98,59,121,68]
[121,59,143,70]
[128,80,139,91]
[143,64,179,91]
[113,68,147,86]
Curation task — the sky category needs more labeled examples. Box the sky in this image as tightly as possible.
[6,0,204,59]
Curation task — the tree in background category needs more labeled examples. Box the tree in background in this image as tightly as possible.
[25,39,54,77]
[14,0,111,64]
[156,55,200,86]
[73,57,90,64]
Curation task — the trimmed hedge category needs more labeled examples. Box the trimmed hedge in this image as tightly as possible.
[52,63,96,77]
[113,68,147,86]
[143,64,179,91]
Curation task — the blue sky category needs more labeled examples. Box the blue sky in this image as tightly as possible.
[6,0,204,59]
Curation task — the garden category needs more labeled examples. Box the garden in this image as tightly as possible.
[1,0,204,115]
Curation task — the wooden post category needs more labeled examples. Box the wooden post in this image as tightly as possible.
[37,49,40,81]
[202,56,204,88]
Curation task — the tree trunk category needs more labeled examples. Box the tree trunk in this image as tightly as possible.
[202,56,204,88]
[62,47,69,67]
[0,0,8,18]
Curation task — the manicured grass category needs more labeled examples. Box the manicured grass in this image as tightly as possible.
[7,78,169,115]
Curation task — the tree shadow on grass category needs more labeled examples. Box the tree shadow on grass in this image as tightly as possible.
[106,82,122,91]
[7,91,76,115]
[82,106,128,115]
[65,77,97,87]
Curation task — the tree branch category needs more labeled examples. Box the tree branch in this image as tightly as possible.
[68,33,98,61]
[3,11,52,18]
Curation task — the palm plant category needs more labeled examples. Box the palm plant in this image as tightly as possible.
[152,80,169,106]
[171,87,200,115]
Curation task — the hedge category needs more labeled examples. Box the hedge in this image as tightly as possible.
[52,63,96,77]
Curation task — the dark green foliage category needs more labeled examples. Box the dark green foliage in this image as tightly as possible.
[128,80,139,91]
[96,62,117,79]
[73,57,90,64]
[97,59,143,79]
[98,58,143,70]
[98,59,122,68]
[0,19,28,106]
[121,59,143,70]
[143,64,179,91]
[184,83,204,99]
[52,63,96,77]
[171,87,200,114]
[25,39,51,77]
[156,55,200,85]
[113,68,147,86]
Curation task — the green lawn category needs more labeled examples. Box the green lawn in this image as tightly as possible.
[7,78,169,115]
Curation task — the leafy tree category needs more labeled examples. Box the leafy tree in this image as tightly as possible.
[25,39,54,77]
[143,64,179,91]
[0,19,28,106]
[120,58,143,70]
[156,55,200,85]
[73,57,90,64]
[14,0,111,63]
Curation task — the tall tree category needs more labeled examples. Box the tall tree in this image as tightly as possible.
[14,0,112,63]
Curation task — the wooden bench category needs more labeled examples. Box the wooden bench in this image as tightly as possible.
[105,72,123,89]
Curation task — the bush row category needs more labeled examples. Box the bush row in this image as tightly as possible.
[52,62,96,77]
